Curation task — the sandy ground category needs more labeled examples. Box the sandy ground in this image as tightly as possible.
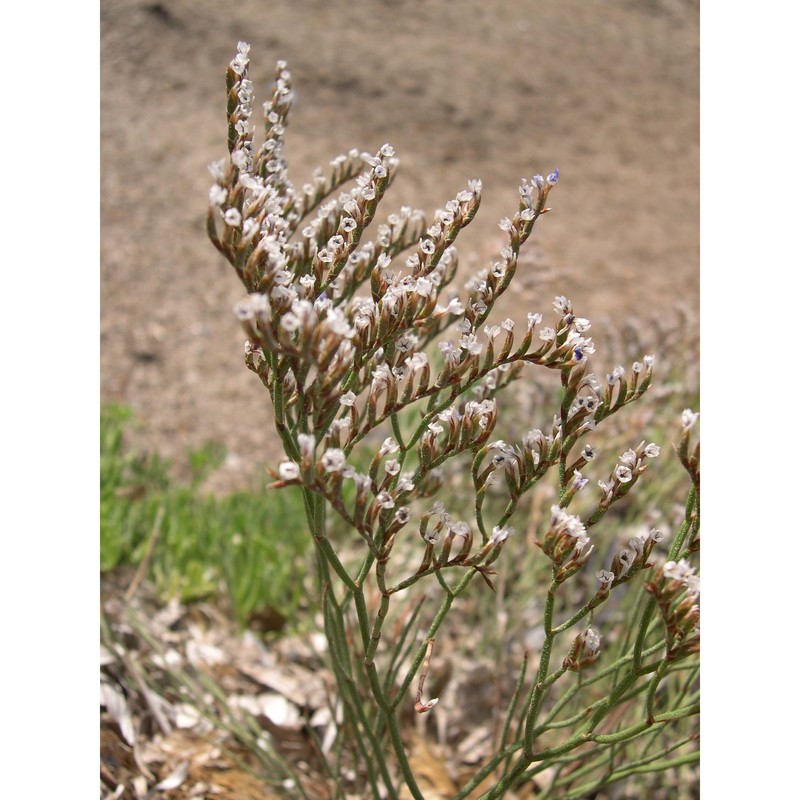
[101,0,698,489]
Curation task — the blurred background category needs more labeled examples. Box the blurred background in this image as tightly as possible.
[101,0,699,489]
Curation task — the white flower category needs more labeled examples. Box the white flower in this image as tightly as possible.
[550,505,588,546]
[321,448,346,473]
[224,208,242,227]
[681,409,699,430]
[643,443,661,458]
[596,570,615,590]
[615,465,633,484]
[396,474,415,493]
[460,334,483,356]
[553,296,571,315]
[376,491,395,509]
[446,298,465,315]
[490,525,514,544]
[339,391,357,406]
[297,434,315,460]
[499,217,514,233]
[539,327,555,341]
[420,238,436,255]
[280,313,300,332]
[209,185,227,206]
[278,461,300,480]
[582,627,601,654]
[380,438,400,456]
[385,459,401,476]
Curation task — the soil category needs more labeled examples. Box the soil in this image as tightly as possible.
[101,0,699,490]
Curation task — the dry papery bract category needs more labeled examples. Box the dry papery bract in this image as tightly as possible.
[102,42,700,800]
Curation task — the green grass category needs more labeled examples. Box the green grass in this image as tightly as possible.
[100,404,311,629]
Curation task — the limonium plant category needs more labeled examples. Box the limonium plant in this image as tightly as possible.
[206,42,700,799]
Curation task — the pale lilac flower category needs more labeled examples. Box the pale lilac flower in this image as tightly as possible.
[571,472,589,491]
[234,293,268,320]
[607,366,625,385]
[280,313,300,332]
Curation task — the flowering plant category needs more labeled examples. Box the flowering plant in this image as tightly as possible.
[206,42,700,799]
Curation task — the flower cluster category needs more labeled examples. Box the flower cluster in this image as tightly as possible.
[563,627,602,672]
[205,46,699,796]
[646,559,700,661]
[537,505,593,583]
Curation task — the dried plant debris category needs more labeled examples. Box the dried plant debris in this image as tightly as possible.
[102,571,550,799]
